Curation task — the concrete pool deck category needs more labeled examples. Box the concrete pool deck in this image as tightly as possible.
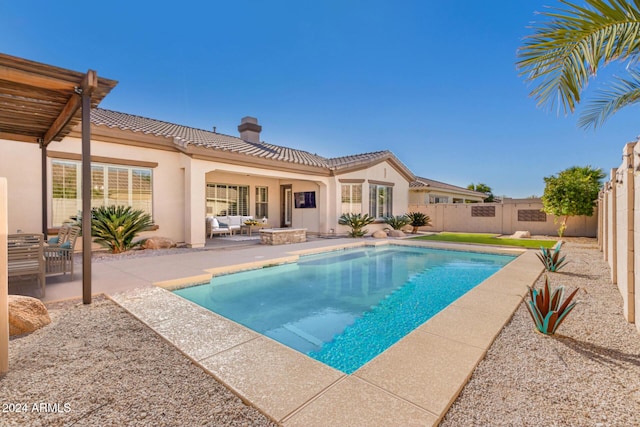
[101,239,542,426]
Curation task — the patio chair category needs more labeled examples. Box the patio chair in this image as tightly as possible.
[44,225,80,280]
[206,216,231,238]
[8,233,46,297]
[48,222,71,246]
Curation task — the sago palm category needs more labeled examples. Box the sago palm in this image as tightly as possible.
[338,213,375,237]
[517,0,640,129]
[92,205,154,253]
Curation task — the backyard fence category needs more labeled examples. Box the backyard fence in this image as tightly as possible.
[408,199,597,237]
[599,141,640,333]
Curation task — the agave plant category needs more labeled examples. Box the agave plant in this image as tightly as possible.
[382,215,410,230]
[91,205,154,253]
[525,276,579,335]
[338,213,375,238]
[537,242,568,272]
[406,212,432,234]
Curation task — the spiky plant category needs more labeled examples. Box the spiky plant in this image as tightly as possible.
[525,276,579,335]
[338,213,375,238]
[537,242,568,272]
[406,212,432,234]
[91,205,154,254]
[382,215,410,230]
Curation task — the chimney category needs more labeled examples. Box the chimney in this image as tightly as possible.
[238,116,262,143]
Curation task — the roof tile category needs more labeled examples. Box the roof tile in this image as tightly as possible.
[91,108,409,172]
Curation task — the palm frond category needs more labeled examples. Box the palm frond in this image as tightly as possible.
[578,68,640,128]
[517,0,640,115]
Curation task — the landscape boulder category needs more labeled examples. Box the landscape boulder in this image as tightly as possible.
[372,230,387,239]
[142,237,177,250]
[388,230,406,238]
[511,230,531,239]
[8,295,51,336]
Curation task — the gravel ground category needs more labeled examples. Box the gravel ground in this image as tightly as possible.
[3,238,639,426]
[441,239,640,427]
[1,296,277,427]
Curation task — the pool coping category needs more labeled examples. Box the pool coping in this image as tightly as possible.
[110,240,543,426]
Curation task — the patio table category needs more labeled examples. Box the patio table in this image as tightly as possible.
[240,224,267,236]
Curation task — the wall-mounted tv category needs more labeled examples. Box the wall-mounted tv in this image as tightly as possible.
[294,191,316,208]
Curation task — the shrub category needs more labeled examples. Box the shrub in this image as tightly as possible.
[338,213,375,238]
[382,215,410,230]
[537,242,568,272]
[525,276,579,335]
[91,205,154,254]
[406,212,432,234]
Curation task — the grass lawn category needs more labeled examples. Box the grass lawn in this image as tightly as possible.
[411,232,557,249]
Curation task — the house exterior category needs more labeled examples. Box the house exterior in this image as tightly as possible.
[1,109,436,247]
[409,177,486,205]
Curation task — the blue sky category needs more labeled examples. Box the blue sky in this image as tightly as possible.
[2,1,637,198]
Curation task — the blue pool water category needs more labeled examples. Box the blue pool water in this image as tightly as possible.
[174,245,515,373]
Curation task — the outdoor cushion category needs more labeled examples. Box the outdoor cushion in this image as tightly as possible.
[228,216,242,227]
[57,240,72,256]
[48,236,60,245]
[210,217,220,229]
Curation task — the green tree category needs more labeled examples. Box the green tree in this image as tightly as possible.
[517,0,640,129]
[467,183,495,202]
[542,166,605,236]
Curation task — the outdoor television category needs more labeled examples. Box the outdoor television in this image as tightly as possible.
[294,191,316,208]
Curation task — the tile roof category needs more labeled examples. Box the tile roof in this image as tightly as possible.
[91,108,330,167]
[91,109,400,171]
[410,176,486,198]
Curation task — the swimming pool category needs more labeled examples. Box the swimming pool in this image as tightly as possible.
[174,244,515,373]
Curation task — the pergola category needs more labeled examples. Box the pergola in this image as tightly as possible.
[0,52,117,300]
[1,53,117,374]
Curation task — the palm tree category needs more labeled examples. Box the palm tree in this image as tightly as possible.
[517,0,640,129]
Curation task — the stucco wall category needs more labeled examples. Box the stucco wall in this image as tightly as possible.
[0,139,42,233]
[601,142,639,333]
[332,161,411,235]
[409,200,598,237]
[48,137,187,243]
[1,177,8,375]
[615,166,631,321]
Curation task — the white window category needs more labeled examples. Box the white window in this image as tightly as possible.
[369,184,393,218]
[206,184,249,216]
[341,184,362,214]
[52,160,153,226]
[255,186,268,219]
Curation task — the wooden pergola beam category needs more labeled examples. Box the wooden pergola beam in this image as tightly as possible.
[0,65,76,91]
[0,132,38,144]
[43,70,98,146]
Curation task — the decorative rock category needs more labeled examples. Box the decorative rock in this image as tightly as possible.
[8,295,51,336]
[372,230,387,239]
[142,237,177,250]
[512,230,531,239]
[388,230,406,238]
